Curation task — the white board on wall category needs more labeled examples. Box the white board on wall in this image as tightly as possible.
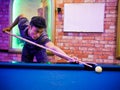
[64,3,105,32]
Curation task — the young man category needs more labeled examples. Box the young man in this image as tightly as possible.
[3,15,78,63]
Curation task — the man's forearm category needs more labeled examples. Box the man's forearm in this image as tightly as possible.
[3,14,24,32]
[10,14,24,30]
[51,46,71,61]
[45,42,72,61]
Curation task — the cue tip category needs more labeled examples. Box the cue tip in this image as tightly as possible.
[79,61,93,68]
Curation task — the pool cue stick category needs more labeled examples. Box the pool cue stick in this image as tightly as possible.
[5,31,92,68]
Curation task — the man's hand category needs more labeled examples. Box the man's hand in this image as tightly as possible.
[67,56,80,64]
[3,27,12,33]
[3,14,25,33]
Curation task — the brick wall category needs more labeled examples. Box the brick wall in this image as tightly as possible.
[55,0,120,64]
[0,0,120,64]
[0,0,9,50]
[0,0,21,62]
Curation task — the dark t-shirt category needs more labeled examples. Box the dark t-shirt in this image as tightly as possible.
[18,17,50,62]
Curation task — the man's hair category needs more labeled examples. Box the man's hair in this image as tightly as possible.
[30,16,46,28]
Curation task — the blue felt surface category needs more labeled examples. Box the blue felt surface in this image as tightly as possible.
[0,62,120,90]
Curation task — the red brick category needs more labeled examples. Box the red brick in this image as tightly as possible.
[73,0,84,3]
[64,0,73,3]
[104,37,115,41]
[95,0,105,2]
[106,0,118,2]
[82,37,94,40]
[106,2,117,7]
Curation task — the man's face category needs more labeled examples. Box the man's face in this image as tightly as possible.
[28,26,43,40]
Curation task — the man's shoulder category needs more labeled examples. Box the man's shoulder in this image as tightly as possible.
[18,17,29,30]
[39,31,49,39]
[36,31,51,45]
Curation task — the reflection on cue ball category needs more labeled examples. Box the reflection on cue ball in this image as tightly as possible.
[95,66,102,73]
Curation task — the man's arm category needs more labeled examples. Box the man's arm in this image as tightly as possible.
[3,14,24,32]
[45,41,77,62]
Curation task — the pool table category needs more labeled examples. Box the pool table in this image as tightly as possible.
[0,62,120,90]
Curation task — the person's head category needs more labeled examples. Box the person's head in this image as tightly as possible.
[28,16,46,40]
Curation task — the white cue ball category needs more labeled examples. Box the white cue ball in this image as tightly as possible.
[95,66,102,73]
